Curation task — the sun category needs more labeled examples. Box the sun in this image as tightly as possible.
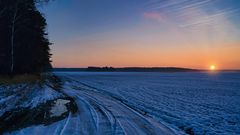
[210,65,215,70]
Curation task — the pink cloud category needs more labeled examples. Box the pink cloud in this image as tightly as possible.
[143,12,162,21]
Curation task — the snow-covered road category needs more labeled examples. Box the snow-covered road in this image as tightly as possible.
[61,77,174,135]
[6,75,175,135]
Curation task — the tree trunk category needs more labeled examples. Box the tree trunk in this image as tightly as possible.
[10,2,18,74]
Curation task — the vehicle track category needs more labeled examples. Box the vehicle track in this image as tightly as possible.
[60,76,175,135]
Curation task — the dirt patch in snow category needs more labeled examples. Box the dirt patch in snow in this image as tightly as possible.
[0,97,77,134]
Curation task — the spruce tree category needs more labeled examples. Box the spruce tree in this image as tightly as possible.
[0,0,52,75]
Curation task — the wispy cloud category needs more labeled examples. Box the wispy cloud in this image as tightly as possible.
[143,12,163,21]
[179,8,240,28]
[176,0,212,11]
[144,0,240,32]
[146,0,210,10]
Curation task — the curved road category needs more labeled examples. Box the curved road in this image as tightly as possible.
[8,76,175,135]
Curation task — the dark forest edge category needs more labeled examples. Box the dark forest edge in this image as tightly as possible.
[0,0,52,76]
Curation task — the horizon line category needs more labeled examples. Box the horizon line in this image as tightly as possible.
[52,66,240,71]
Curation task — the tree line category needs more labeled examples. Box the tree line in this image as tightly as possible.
[0,0,52,75]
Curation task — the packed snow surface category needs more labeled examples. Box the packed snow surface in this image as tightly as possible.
[57,71,240,135]
[3,71,240,135]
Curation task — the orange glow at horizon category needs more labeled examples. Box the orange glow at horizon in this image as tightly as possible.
[52,41,240,70]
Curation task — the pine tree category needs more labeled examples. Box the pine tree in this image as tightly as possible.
[0,0,52,75]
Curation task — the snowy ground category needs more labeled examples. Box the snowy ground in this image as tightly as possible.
[1,71,240,135]
[0,83,63,117]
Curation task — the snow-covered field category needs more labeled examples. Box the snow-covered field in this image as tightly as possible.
[1,71,240,135]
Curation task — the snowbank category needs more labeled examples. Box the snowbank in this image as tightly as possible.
[0,84,63,116]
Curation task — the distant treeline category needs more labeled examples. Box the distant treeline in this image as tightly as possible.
[54,67,199,72]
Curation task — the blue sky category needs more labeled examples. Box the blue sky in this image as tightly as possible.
[39,0,240,69]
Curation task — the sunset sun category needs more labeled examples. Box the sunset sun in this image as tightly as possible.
[210,65,216,70]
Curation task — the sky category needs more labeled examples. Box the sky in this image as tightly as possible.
[39,0,240,69]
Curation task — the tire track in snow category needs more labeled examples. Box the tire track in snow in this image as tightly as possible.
[61,76,175,135]
[59,113,71,135]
